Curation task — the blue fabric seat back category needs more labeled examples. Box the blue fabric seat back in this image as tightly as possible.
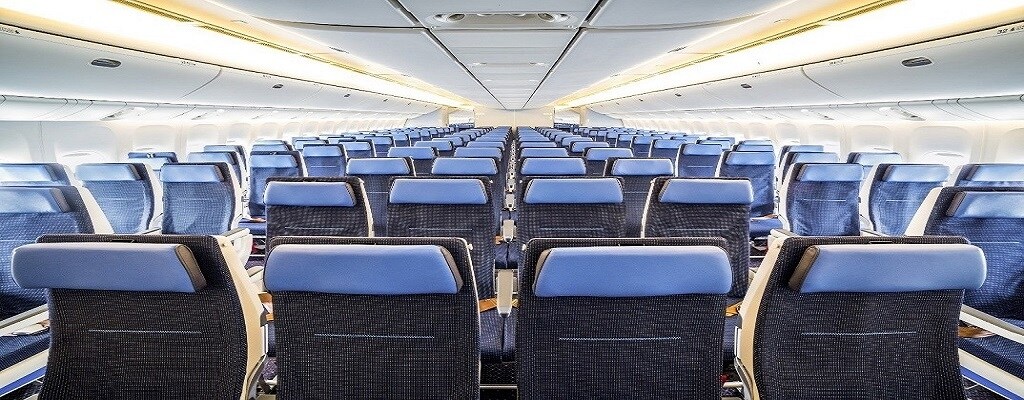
[0,163,72,186]
[340,141,375,159]
[954,163,1024,187]
[248,151,304,217]
[388,146,437,176]
[391,134,411,147]
[367,136,395,157]
[629,136,656,157]
[781,151,839,180]
[347,158,414,235]
[160,163,236,235]
[128,151,178,163]
[778,144,823,164]
[568,141,609,156]
[455,147,501,159]
[204,145,247,169]
[301,144,347,177]
[784,163,863,236]
[414,140,455,156]
[649,139,687,161]
[0,186,97,319]
[615,134,637,148]
[518,178,626,246]
[847,151,903,177]
[606,159,675,236]
[699,138,734,148]
[676,144,724,177]
[720,151,776,216]
[264,177,371,243]
[76,163,155,233]
[739,139,773,146]
[187,151,243,184]
[583,148,633,176]
[867,164,948,235]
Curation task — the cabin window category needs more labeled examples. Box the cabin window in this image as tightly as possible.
[995,128,1024,162]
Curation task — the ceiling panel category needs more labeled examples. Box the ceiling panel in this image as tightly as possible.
[213,0,415,26]
[590,0,786,27]
[400,0,598,29]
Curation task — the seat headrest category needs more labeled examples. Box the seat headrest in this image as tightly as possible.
[794,163,862,182]
[0,187,71,213]
[341,141,373,151]
[432,157,498,175]
[789,243,986,293]
[962,163,1024,182]
[519,142,557,148]
[302,144,344,157]
[734,144,774,152]
[128,151,178,161]
[76,163,143,182]
[681,144,724,155]
[387,146,436,160]
[652,139,687,149]
[414,141,454,151]
[255,140,287,144]
[347,158,412,175]
[848,152,903,166]
[534,246,732,297]
[466,141,504,149]
[367,136,393,145]
[204,144,244,155]
[443,137,464,146]
[658,179,753,204]
[265,181,356,207]
[610,158,675,176]
[160,164,226,183]
[520,148,569,158]
[585,148,633,161]
[132,157,173,171]
[631,136,655,145]
[13,242,206,292]
[390,178,488,205]
[946,191,1024,218]
[251,143,291,152]
[265,244,462,295]
[187,152,237,164]
[454,147,501,159]
[739,139,773,146]
[570,141,609,152]
[524,178,622,204]
[725,151,774,166]
[251,154,299,168]
[0,163,63,184]
[881,164,949,182]
[783,144,824,153]
[787,152,839,165]
[520,157,586,176]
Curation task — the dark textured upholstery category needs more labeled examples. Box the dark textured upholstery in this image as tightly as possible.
[676,144,724,177]
[605,159,674,237]
[720,151,776,216]
[160,163,236,235]
[866,163,947,235]
[340,141,376,159]
[348,158,414,235]
[748,236,971,400]
[77,163,155,233]
[301,144,347,177]
[784,163,862,236]
[34,234,254,400]
[248,151,304,217]
[516,177,626,258]
[266,237,479,400]
[518,238,729,399]
[265,177,371,246]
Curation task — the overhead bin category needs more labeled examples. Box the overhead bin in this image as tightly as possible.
[0,96,70,120]
[179,70,323,108]
[957,95,1024,120]
[61,100,130,121]
[895,100,971,121]
[702,69,846,108]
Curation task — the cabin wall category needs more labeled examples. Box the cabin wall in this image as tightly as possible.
[583,109,623,127]
[620,118,1024,166]
[474,108,553,128]
[0,118,406,166]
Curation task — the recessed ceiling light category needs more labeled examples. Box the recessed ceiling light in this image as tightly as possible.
[530,62,547,66]
[231,19,248,24]
[470,62,487,66]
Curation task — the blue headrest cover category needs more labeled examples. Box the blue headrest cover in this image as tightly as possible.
[0,187,71,213]
[659,179,753,204]
[133,157,172,170]
[129,151,177,160]
[205,145,243,154]
[455,147,501,159]
[790,243,986,293]
[251,154,299,168]
[467,141,504,149]
[160,164,225,183]
[265,181,356,207]
[76,163,142,182]
[881,164,949,182]
[632,136,655,145]
[251,144,291,152]
[571,141,609,152]
[520,158,586,175]
[795,163,863,182]
[788,152,839,165]
[725,151,774,166]
[415,141,453,151]
[519,141,556,148]
[965,164,1024,182]
[342,142,373,151]
[946,191,1024,218]
[255,140,287,145]
[347,158,411,175]
[187,152,236,164]
[681,144,724,155]
[13,242,206,292]
[585,148,633,161]
[521,148,569,158]
[610,158,675,176]
[524,178,622,204]
[302,145,344,157]
[652,139,686,149]
[390,179,487,204]
[734,144,774,152]
[850,152,902,165]
[367,137,393,145]
[0,164,61,184]
[387,147,436,160]
[265,244,461,295]
[534,246,732,297]
[740,140,773,145]
[784,145,824,153]
[432,158,498,175]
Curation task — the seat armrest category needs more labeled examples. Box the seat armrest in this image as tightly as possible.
[860,229,887,237]
[961,305,1024,345]
[505,193,515,210]
[495,270,516,316]
[501,220,515,242]
[223,227,249,239]
[0,305,49,337]
[220,228,253,264]
[136,227,161,235]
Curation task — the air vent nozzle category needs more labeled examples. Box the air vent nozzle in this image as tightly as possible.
[901,57,932,67]
[91,58,121,68]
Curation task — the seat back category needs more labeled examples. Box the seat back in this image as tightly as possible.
[76,163,158,233]
[17,234,264,399]
[387,146,437,176]
[517,178,626,246]
[780,151,839,181]
[782,163,863,236]
[265,177,371,243]
[738,237,983,400]
[340,141,375,159]
[629,135,656,157]
[719,151,775,216]
[264,237,479,399]
[847,151,903,177]
[518,238,731,399]
[568,141,608,157]
[734,144,774,152]
[0,163,72,186]
[293,138,327,150]
[250,143,292,153]
[649,139,688,161]
[863,163,948,235]
[414,140,455,157]
[367,136,394,157]
[301,144,347,177]
[0,186,109,319]
[778,144,823,165]
[953,163,1024,187]
[517,157,587,180]
[643,178,753,297]
[700,137,735,147]
[583,148,633,176]
[388,178,497,297]
[204,144,247,169]
[605,158,675,237]
[187,151,243,184]
[907,187,1024,320]
[347,158,415,235]
[677,144,724,177]
[160,163,238,234]
[431,157,504,223]
[248,151,304,217]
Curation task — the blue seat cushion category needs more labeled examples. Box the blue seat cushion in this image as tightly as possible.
[681,144,724,155]
[0,164,66,185]
[13,242,206,292]
[795,163,862,182]
[725,151,774,166]
[250,154,299,168]
[302,145,344,157]
[749,217,783,238]
[959,318,1024,380]
[239,220,267,235]
[881,164,949,182]
[0,331,49,371]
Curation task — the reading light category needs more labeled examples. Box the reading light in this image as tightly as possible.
[0,0,463,107]
[564,0,1024,107]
